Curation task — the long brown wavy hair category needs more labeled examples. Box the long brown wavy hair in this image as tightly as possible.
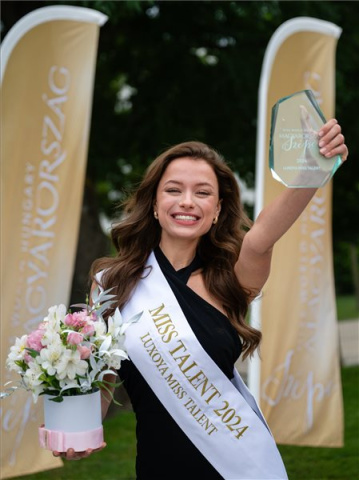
[91,141,261,358]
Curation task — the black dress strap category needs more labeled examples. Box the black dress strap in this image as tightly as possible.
[154,245,203,284]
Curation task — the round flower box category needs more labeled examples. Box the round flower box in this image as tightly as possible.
[39,390,103,452]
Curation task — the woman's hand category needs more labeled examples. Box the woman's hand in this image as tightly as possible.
[318,119,348,162]
[53,442,106,461]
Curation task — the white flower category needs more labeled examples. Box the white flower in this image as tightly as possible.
[44,304,67,329]
[23,362,44,403]
[93,317,107,338]
[99,336,128,370]
[108,309,135,338]
[56,349,88,380]
[113,334,126,352]
[6,335,28,371]
[89,352,106,377]
[99,335,112,354]
[37,342,65,376]
[59,377,81,393]
[40,328,61,347]
[3,294,140,403]
[106,348,128,370]
[107,310,122,338]
[76,373,94,393]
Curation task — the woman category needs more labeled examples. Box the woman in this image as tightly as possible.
[56,119,348,479]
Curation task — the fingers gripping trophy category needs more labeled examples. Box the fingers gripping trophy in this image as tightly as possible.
[270,90,345,188]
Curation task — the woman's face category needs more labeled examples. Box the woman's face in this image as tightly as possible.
[154,157,221,246]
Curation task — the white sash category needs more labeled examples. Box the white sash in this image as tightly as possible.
[121,253,288,480]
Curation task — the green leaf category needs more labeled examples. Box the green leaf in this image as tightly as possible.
[25,348,40,358]
[48,395,64,403]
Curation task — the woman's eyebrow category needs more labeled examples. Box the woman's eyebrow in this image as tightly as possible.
[163,180,214,188]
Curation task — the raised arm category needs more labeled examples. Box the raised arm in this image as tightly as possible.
[235,119,348,298]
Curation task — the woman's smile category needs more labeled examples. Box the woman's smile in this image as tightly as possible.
[154,157,221,246]
[171,213,200,224]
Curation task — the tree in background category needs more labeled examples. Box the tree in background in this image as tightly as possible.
[2,1,358,305]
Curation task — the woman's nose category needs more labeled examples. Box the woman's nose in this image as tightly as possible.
[179,191,194,208]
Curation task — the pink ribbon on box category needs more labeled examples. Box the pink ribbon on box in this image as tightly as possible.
[39,426,104,452]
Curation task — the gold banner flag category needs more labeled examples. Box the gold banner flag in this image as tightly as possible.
[249,18,344,446]
[1,6,107,478]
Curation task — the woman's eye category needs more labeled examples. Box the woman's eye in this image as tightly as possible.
[166,188,181,194]
[197,191,210,196]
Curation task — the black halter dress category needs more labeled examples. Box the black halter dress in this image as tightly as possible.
[119,247,242,479]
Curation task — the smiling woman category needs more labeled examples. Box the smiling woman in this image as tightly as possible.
[54,131,347,479]
[154,158,222,253]
[94,142,256,355]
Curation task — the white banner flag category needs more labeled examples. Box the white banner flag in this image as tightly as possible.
[1,6,107,477]
[249,17,344,447]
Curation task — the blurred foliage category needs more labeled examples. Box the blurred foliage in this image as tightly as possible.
[2,0,359,292]
[334,242,358,295]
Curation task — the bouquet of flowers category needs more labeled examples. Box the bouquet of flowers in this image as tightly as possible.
[2,287,140,404]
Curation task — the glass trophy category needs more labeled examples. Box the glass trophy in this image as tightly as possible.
[269,90,342,188]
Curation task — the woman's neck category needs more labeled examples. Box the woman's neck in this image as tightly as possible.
[159,239,198,271]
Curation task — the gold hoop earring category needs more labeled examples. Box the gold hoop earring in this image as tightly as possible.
[154,211,159,220]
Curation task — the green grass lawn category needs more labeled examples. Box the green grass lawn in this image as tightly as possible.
[9,366,359,480]
[336,295,359,321]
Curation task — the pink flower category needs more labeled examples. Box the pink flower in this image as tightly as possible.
[81,323,95,337]
[64,311,89,329]
[64,313,76,327]
[77,345,91,359]
[67,332,83,345]
[26,328,44,352]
